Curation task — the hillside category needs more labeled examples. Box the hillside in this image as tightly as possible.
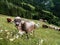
[0,14,60,45]
[0,0,60,26]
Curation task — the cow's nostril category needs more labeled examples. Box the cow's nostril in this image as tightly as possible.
[16,24,19,26]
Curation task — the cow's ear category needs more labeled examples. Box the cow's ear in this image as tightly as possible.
[13,19,16,23]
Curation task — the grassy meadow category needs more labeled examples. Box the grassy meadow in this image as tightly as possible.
[0,14,60,45]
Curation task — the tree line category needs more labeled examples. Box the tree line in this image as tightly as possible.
[0,0,60,26]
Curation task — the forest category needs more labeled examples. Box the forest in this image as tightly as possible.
[0,0,60,26]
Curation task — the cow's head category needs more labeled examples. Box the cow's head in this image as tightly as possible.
[14,16,21,26]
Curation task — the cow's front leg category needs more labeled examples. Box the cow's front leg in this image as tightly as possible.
[18,30,25,38]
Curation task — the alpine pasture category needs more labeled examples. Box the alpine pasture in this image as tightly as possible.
[0,14,60,45]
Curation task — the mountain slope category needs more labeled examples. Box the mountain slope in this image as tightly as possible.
[0,0,60,26]
[0,14,60,45]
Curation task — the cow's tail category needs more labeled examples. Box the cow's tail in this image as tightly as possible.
[34,23,40,29]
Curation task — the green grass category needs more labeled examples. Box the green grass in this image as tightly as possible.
[0,14,60,45]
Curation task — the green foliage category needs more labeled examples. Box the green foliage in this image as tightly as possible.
[0,0,60,26]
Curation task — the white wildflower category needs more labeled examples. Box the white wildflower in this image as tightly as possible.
[9,38,15,41]
[0,38,3,40]
[6,36,9,39]
[38,39,41,45]
[16,34,19,39]
[7,32,10,35]
[0,30,3,33]
[5,30,8,32]
[39,39,44,45]
[41,39,44,44]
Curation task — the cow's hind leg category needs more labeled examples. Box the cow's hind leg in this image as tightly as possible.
[25,32,29,39]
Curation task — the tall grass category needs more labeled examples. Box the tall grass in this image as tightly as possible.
[0,14,60,45]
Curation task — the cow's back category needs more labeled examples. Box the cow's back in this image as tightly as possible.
[24,21,35,32]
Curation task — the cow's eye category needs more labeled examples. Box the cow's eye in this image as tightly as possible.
[18,19,21,22]
[14,20,17,22]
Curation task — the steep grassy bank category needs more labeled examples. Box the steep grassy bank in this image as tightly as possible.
[0,14,60,45]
